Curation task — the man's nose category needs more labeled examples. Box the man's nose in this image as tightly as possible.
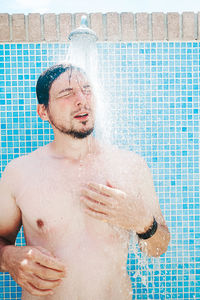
[74,90,87,106]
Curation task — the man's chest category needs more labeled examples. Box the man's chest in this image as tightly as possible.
[16,162,128,246]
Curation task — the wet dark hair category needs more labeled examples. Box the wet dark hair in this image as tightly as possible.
[36,63,87,108]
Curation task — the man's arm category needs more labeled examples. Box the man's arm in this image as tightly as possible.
[80,154,170,258]
[0,163,66,296]
[0,164,22,272]
[135,157,170,257]
[137,222,170,257]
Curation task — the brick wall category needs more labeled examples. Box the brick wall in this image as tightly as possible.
[0,12,199,42]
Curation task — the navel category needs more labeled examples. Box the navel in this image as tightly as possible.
[37,219,44,228]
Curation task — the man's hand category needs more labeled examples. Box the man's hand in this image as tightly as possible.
[1,245,66,296]
[81,182,153,233]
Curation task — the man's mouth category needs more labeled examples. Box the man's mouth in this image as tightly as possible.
[74,112,89,120]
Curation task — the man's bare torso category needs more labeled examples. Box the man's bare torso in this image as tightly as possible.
[11,143,137,300]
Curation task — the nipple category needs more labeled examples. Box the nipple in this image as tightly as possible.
[37,219,44,228]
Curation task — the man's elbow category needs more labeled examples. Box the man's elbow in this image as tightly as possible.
[139,227,171,258]
[150,230,171,258]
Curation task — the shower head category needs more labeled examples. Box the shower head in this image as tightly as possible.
[68,15,98,41]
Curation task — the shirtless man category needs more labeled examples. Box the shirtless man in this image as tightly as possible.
[0,64,170,300]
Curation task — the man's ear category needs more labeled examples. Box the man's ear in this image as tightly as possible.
[37,104,49,121]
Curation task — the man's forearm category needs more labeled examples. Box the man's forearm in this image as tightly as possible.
[0,237,15,272]
[138,223,170,257]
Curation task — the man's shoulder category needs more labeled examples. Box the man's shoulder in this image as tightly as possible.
[104,144,146,166]
[2,145,48,174]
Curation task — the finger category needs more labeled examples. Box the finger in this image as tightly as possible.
[30,249,66,273]
[87,182,117,197]
[35,246,57,258]
[106,180,115,188]
[84,206,109,222]
[81,197,111,215]
[23,282,53,296]
[27,274,62,290]
[81,188,112,207]
[33,263,66,280]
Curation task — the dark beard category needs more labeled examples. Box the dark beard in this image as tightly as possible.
[49,117,94,139]
[61,127,94,139]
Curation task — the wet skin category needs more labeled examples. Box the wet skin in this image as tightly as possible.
[6,144,136,300]
[0,70,170,300]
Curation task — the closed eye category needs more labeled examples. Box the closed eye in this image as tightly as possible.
[82,85,92,95]
[57,91,74,99]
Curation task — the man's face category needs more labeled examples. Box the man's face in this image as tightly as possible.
[46,70,95,139]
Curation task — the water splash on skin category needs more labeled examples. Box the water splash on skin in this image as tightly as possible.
[128,231,162,299]
[61,16,163,299]
[59,19,114,146]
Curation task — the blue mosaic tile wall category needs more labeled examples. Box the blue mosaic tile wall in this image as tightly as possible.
[0,42,199,299]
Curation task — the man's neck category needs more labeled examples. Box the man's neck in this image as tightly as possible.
[49,134,97,161]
